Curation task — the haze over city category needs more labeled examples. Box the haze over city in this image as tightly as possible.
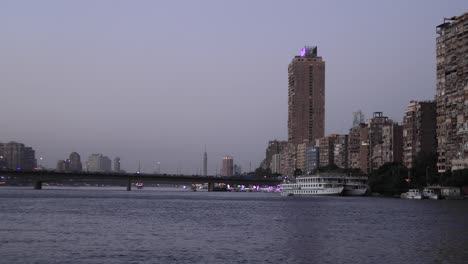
[1,0,466,173]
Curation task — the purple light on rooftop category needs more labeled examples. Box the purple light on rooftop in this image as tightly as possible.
[300,47,306,57]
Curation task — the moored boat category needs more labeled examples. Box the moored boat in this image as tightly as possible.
[401,189,422,199]
[343,176,369,196]
[422,188,439,200]
[281,173,345,196]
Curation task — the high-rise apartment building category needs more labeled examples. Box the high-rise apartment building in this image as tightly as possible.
[296,142,315,173]
[263,140,287,170]
[0,142,37,170]
[221,156,233,177]
[359,126,370,174]
[334,135,349,169]
[403,101,437,169]
[286,143,297,176]
[69,152,82,172]
[305,146,320,173]
[381,124,403,165]
[279,147,290,176]
[288,46,325,145]
[101,156,111,172]
[435,13,468,172]
[318,135,338,167]
[367,112,393,173]
[271,153,282,174]
[348,124,366,170]
[87,154,112,172]
[56,152,82,172]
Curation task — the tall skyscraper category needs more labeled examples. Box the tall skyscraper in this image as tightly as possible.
[435,13,468,172]
[221,156,234,177]
[203,148,207,176]
[114,157,121,172]
[288,46,325,145]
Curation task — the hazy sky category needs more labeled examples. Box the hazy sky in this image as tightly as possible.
[1,1,466,174]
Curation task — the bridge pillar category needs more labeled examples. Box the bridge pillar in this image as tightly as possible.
[208,182,214,192]
[127,177,131,191]
[34,181,42,190]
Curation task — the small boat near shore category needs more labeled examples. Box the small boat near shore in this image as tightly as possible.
[401,189,423,199]
[422,188,439,200]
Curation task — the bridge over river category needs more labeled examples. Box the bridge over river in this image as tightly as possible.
[0,170,282,191]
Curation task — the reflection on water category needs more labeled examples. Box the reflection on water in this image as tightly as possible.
[0,187,467,264]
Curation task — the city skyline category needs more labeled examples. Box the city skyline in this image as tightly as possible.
[1,1,466,173]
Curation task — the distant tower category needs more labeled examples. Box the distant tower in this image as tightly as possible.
[221,156,234,177]
[352,110,365,127]
[203,147,208,176]
[69,152,82,172]
[114,157,121,172]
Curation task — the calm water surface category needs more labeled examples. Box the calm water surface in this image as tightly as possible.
[0,187,467,264]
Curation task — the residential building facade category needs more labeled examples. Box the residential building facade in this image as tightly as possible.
[334,135,349,169]
[318,135,338,167]
[402,101,437,169]
[305,146,320,173]
[435,13,468,172]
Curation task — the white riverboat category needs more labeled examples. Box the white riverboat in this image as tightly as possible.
[281,173,345,196]
[343,176,369,196]
[401,189,423,199]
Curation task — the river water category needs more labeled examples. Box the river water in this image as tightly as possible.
[0,187,467,264]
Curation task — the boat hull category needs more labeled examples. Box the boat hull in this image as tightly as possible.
[401,194,423,199]
[281,186,344,197]
[343,187,368,196]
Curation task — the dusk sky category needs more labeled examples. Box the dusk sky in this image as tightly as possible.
[1,1,466,174]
